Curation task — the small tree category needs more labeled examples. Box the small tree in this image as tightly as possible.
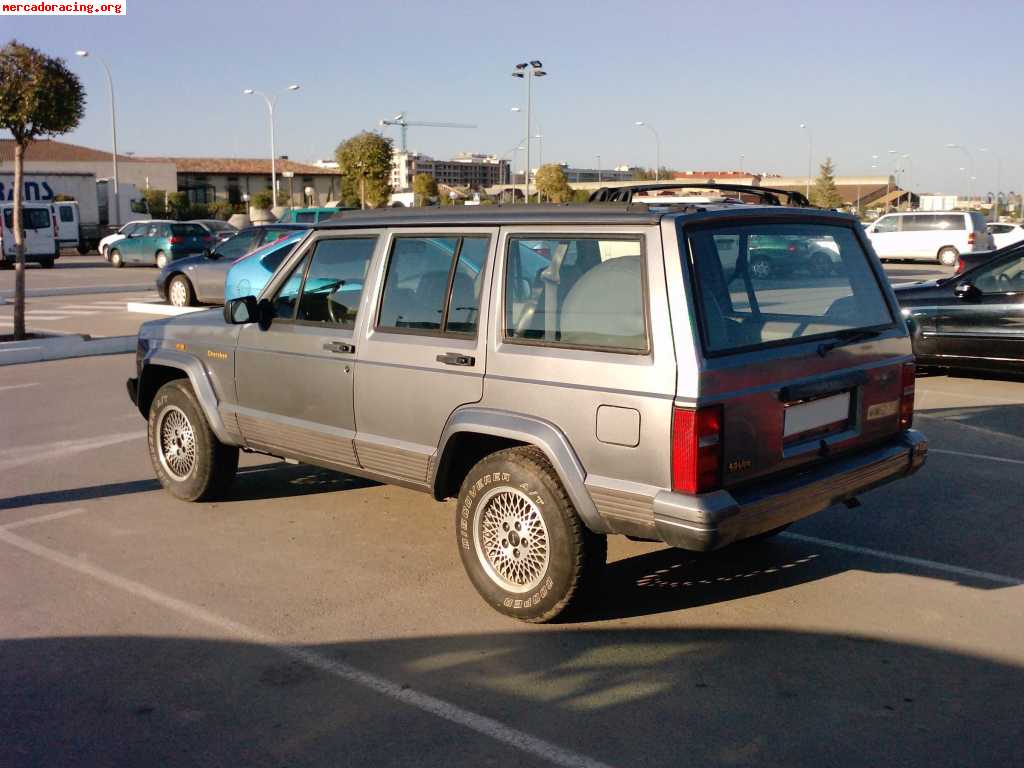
[811,157,844,209]
[0,40,85,339]
[534,164,572,203]
[335,131,393,209]
[168,191,191,220]
[250,190,274,210]
[412,172,437,206]
[142,188,168,218]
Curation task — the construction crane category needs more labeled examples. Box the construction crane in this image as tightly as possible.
[379,112,477,153]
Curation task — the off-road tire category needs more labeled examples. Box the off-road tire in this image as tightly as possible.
[168,275,195,307]
[938,247,958,267]
[110,248,124,268]
[147,380,238,502]
[456,446,606,622]
[750,255,773,280]
[155,250,168,269]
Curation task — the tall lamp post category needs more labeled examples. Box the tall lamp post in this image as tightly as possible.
[980,147,1002,219]
[243,84,301,209]
[75,50,120,226]
[512,61,547,203]
[596,155,602,183]
[634,121,661,180]
[799,123,812,199]
[946,143,973,209]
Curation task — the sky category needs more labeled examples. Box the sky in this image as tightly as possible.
[4,0,1023,195]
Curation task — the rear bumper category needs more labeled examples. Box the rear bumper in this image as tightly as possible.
[653,430,928,551]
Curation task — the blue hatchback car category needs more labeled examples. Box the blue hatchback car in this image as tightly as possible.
[225,230,309,302]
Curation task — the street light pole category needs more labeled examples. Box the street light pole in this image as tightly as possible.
[75,50,120,226]
[799,123,812,199]
[980,147,1003,219]
[634,121,661,180]
[243,84,301,209]
[946,144,973,210]
[596,155,601,183]
[512,61,547,204]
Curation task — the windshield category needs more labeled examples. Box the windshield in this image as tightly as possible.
[686,221,894,355]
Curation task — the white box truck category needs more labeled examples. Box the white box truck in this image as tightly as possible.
[0,173,150,254]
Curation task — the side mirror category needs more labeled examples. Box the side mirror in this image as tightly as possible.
[224,295,258,324]
[257,298,274,330]
[954,282,982,302]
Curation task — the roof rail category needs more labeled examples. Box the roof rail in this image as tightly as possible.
[587,182,811,207]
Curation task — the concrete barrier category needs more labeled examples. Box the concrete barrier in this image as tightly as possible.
[0,334,136,366]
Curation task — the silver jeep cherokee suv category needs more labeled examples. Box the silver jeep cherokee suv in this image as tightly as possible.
[128,184,927,622]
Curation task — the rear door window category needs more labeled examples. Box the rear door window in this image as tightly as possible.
[687,222,894,355]
[378,235,489,335]
[937,214,966,230]
[3,208,52,229]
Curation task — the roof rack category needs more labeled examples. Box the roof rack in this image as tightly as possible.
[587,182,811,208]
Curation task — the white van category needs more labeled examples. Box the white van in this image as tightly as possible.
[52,200,81,251]
[864,211,995,265]
[0,202,60,268]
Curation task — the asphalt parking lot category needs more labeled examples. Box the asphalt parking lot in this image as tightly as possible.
[2,255,1022,767]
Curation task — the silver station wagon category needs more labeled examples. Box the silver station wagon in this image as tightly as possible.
[127,183,927,622]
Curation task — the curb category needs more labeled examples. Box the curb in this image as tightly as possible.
[126,302,207,316]
[0,334,135,366]
[0,284,156,300]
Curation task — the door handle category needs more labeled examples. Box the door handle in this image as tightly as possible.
[323,341,356,354]
[436,352,475,366]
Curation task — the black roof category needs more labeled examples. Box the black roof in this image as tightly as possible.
[314,201,853,231]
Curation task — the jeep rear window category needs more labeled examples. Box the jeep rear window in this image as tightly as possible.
[686,222,893,355]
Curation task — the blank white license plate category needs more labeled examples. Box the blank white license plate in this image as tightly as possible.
[784,391,851,438]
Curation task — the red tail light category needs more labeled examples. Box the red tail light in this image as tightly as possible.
[671,405,722,494]
[967,231,976,246]
[955,255,964,274]
[899,362,915,430]
[168,235,183,244]
[787,243,797,252]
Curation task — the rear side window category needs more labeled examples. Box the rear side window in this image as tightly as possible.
[901,215,930,232]
[378,236,488,335]
[171,224,206,237]
[294,212,316,223]
[216,230,260,259]
[3,208,52,229]
[504,236,647,352]
[937,214,965,230]
[687,222,894,355]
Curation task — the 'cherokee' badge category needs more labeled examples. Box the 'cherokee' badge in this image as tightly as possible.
[207,350,229,360]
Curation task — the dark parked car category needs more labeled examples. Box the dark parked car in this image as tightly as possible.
[156,223,309,306]
[895,243,1024,373]
[191,219,238,243]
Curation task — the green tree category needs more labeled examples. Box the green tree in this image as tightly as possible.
[412,172,438,206]
[208,200,234,220]
[168,191,191,220]
[811,157,844,209]
[0,40,85,339]
[534,164,572,203]
[142,188,168,218]
[335,131,393,209]
[250,190,274,210]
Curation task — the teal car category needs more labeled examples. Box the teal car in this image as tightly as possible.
[278,207,349,224]
[108,222,213,269]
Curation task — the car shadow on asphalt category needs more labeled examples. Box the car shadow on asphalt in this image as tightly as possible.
[2,629,1020,767]
[916,401,1024,442]
[0,462,377,512]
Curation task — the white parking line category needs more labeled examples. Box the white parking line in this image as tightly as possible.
[1,507,88,530]
[0,526,613,768]
[780,533,1023,586]
[929,448,1024,466]
[0,431,146,472]
[35,308,97,316]
[0,382,39,392]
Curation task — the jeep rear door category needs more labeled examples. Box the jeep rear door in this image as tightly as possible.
[352,228,495,485]
[677,214,909,489]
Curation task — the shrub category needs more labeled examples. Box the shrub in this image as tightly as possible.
[251,190,274,210]
[207,200,234,220]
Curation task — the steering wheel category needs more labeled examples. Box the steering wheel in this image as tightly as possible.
[327,286,348,325]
